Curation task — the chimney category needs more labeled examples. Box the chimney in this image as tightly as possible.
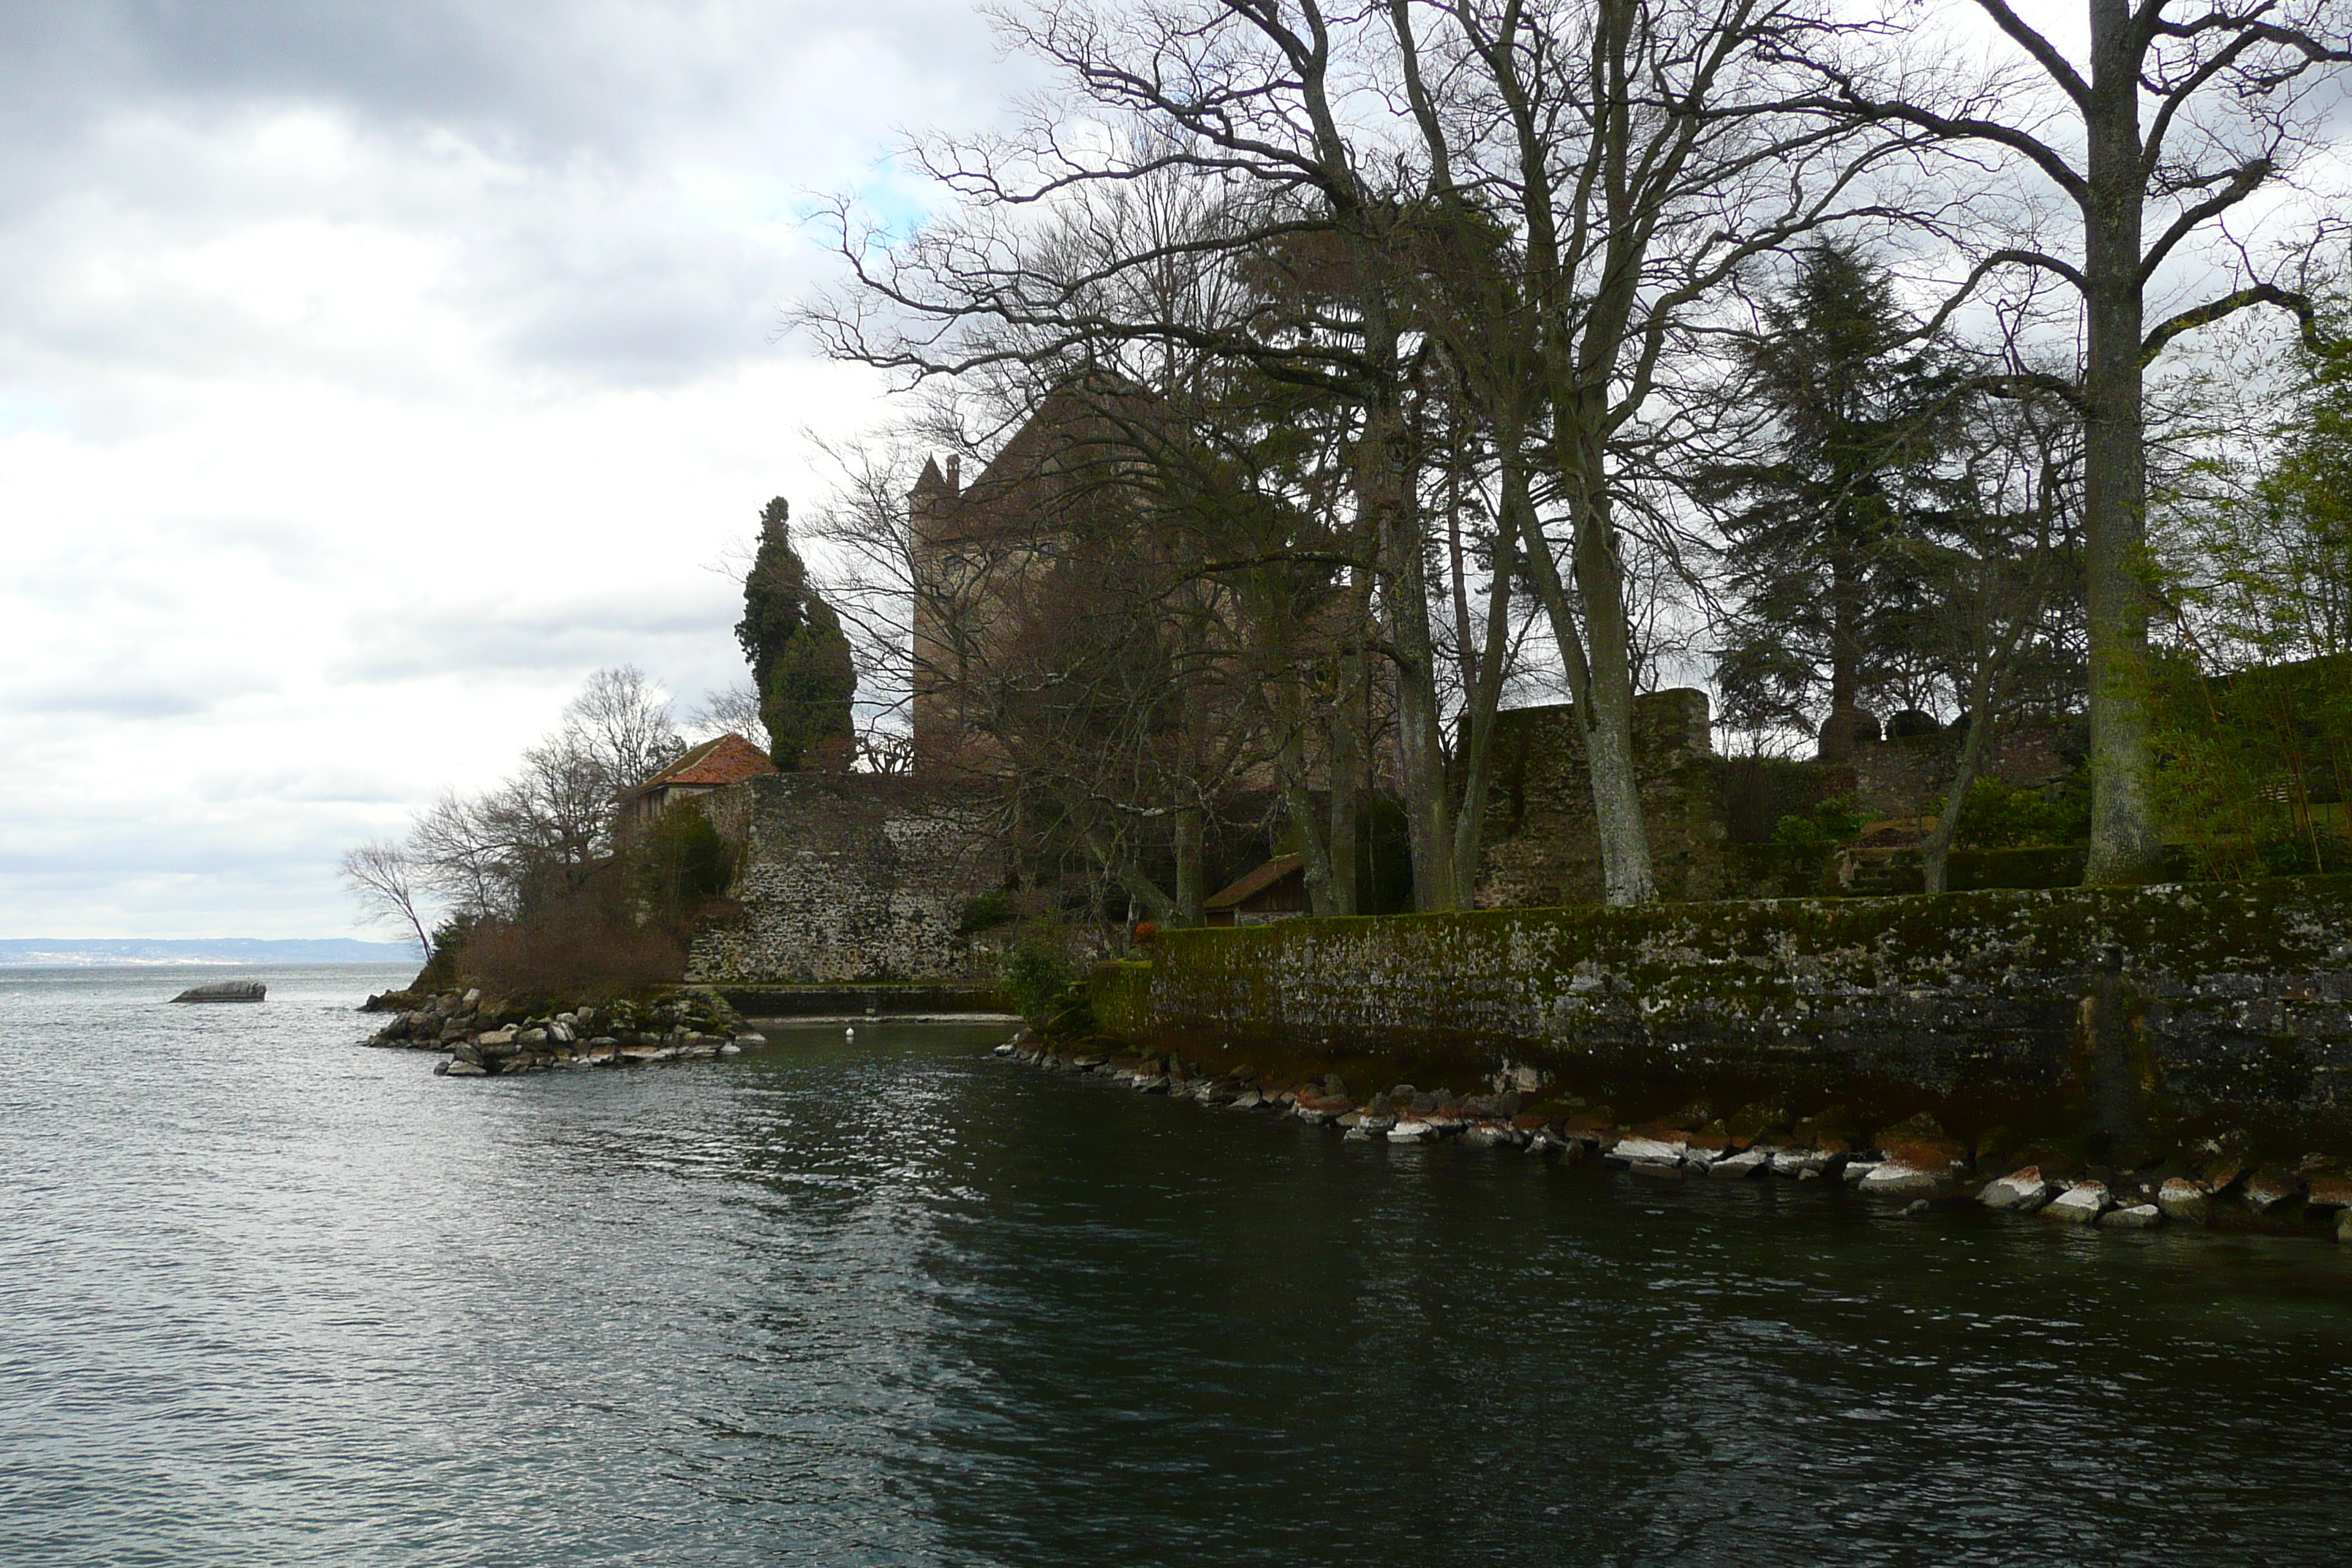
[945,454,960,494]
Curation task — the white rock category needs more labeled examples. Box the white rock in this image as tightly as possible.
[441,1060,487,1077]
[992,1041,1015,1056]
[1980,1168,2053,1213]
[1709,1148,1771,1179]
[1842,1160,1881,1185]
[1860,1161,1949,1199]
[1388,1119,1436,1142]
[2098,1203,2163,1230]
[2043,1182,2111,1224]
[477,1028,516,1046]
[1610,1136,1685,1166]
[717,1043,742,1057]
[2156,1177,2208,1223]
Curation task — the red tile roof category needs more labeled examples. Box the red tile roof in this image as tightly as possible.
[636,733,777,793]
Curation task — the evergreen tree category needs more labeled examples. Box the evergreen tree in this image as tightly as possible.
[735,498,856,769]
[1702,244,1962,758]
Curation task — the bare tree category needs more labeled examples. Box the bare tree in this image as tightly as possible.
[339,840,433,957]
[1818,0,2352,882]
[688,680,769,749]
[562,665,683,793]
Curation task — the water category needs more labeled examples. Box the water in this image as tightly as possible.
[4,965,2349,1567]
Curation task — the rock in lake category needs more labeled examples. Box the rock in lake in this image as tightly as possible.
[2303,1176,2352,1213]
[2243,1168,2306,1213]
[1858,1160,1950,1199]
[2043,1183,2111,1225]
[1708,1148,1771,1179]
[170,981,265,1003]
[1979,1167,2054,1213]
[2156,1178,2210,1224]
[2098,1203,2164,1230]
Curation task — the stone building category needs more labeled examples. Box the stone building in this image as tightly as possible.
[620,733,777,834]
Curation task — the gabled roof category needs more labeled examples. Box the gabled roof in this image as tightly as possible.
[1205,853,1306,910]
[633,733,777,794]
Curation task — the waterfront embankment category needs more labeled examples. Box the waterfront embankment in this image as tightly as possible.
[1067,873,2352,1228]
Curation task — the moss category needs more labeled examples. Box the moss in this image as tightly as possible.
[1126,874,2352,1155]
[1089,960,1155,1041]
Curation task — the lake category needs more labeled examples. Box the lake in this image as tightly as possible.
[4,963,2348,1565]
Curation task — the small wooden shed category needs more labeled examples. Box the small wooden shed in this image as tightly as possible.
[1203,854,1310,927]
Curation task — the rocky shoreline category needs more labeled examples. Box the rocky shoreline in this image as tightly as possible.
[361,987,766,1077]
[994,1033,2352,1245]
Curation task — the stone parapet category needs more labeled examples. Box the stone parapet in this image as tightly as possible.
[1118,875,2352,1150]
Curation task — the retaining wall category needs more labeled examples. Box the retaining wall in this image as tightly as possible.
[1108,875,2352,1151]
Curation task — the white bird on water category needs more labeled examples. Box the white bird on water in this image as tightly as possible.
[845,1025,856,1039]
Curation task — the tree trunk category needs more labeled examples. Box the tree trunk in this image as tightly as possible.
[1361,393,1459,911]
[1567,429,1661,906]
[1327,569,1371,916]
[1820,551,1862,762]
[2079,0,2164,883]
[1922,708,1996,897]
[1174,802,1205,927]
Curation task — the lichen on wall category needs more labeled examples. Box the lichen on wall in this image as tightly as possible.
[1135,875,2352,1138]
[686,772,1002,984]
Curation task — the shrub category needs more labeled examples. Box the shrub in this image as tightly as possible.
[1955,777,2088,849]
[1002,939,1074,1021]
[957,891,1014,937]
[458,912,686,1006]
[1772,796,1863,845]
[637,804,733,915]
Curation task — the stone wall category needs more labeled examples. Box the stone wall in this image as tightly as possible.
[687,772,1003,984]
[1115,875,2352,1149]
[1846,724,2071,823]
[1476,690,1725,908]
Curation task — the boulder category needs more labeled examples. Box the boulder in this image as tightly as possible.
[1610,1136,1686,1166]
[2099,1204,2164,1230]
[1979,1166,2054,1213]
[1873,1113,1968,1177]
[1387,1119,1436,1142]
[1859,1161,1951,1199]
[2157,1178,2210,1224]
[2043,1183,2111,1224]
[1770,1147,1844,1179]
[1709,1148,1771,1179]
[2244,1168,2306,1213]
[440,1059,487,1077]
[2303,1176,2352,1212]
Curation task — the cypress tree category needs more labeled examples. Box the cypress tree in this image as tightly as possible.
[734,498,856,769]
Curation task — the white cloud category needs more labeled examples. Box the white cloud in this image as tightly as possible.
[0,0,1017,938]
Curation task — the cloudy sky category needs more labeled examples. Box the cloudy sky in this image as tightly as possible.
[0,0,1014,941]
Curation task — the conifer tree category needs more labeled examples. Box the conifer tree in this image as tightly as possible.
[735,498,856,769]
[1703,244,1961,758]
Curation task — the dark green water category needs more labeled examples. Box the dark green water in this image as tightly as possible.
[4,965,2349,1566]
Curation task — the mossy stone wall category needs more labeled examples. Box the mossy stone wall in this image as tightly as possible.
[1121,875,2352,1145]
[1090,960,1154,1039]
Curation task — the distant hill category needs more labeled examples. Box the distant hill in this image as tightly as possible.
[0,938,421,967]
